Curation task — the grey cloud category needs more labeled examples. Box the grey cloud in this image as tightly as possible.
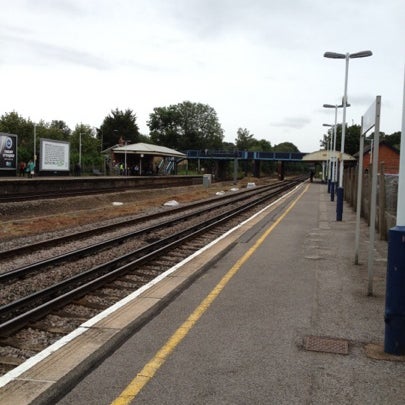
[157,0,238,39]
[155,0,327,48]
[0,31,112,70]
[348,94,376,106]
[270,117,311,129]
[34,41,112,70]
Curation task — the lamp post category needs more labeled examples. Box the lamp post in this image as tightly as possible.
[96,128,106,175]
[124,140,128,176]
[140,153,144,176]
[324,50,372,221]
[113,129,122,174]
[79,131,82,167]
[323,103,348,201]
[233,149,238,185]
[322,123,333,193]
[33,123,37,172]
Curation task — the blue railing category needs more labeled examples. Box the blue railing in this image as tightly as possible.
[183,150,307,161]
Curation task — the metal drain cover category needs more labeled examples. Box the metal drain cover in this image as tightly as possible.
[304,336,349,355]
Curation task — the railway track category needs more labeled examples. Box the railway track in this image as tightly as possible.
[0,181,287,261]
[0,176,306,376]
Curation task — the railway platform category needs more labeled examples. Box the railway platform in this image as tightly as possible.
[0,175,203,201]
[1,180,404,404]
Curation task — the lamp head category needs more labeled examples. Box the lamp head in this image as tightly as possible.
[324,50,372,59]
[323,103,350,109]
[350,50,372,59]
[324,52,346,59]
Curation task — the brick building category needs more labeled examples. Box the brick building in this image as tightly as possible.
[362,140,400,175]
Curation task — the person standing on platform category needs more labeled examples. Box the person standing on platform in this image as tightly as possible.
[19,161,26,177]
[26,160,35,178]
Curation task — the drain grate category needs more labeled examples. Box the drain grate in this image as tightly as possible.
[304,335,349,355]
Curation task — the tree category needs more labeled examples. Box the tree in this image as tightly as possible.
[0,111,36,162]
[344,124,361,156]
[70,124,102,169]
[222,141,236,150]
[147,105,181,149]
[320,130,331,150]
[382,131,401,149]
[253,139,272,152]
[99,108,140,149]
[148,101,224,150]
[273,142,300,152]
[235,128,255,150]
[48,120,71,140]
[320,124,361,156]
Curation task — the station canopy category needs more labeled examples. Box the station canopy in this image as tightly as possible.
[302,150,356,162]
[107,142,186,158]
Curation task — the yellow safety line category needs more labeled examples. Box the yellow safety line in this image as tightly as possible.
[111,184,309,405]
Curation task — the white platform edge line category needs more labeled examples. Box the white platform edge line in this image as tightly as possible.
[0,183,303,388]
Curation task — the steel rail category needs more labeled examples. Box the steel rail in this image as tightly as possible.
[0,183,287,282]
[0,182,279,260]
[0,179,305,336]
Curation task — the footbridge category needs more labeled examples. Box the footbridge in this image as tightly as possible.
[185,150,307,161]
[183,150,309,180]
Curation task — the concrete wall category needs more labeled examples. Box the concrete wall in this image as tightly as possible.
[0,176,203,197]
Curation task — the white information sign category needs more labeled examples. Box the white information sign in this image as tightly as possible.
[362,99,376,135]
[40,138,70,171]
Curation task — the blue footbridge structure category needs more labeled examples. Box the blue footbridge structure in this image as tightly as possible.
[179,149,309,180]
[184,150,307,161]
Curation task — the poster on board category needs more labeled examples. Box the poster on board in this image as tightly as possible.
[0,132,17,171]
[40,138,70,172]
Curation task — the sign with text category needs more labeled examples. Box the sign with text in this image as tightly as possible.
[40,138,70,171]
[0,132,17,170]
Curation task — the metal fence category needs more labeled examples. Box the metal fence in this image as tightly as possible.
[344,164,398,241]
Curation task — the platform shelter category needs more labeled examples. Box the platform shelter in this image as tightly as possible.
[103,142,186,175]
[302,149,356,182]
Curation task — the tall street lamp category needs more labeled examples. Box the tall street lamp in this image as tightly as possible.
[324,50,372,221]
[79,131,82,167]
[322,123,333,194]
[323,102,349,201]
[33,123,37,171]
[95,127,106,175]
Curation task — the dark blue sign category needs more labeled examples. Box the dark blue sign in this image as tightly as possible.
[0,133,17,170]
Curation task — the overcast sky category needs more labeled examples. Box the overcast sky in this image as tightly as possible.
[1,0,404,152]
